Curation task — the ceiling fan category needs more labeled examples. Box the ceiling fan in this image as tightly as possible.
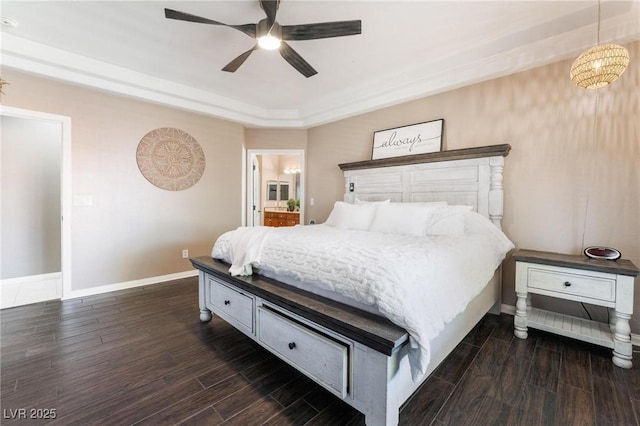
[164,0,362,78]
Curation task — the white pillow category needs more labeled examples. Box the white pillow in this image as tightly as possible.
[369,203,440,236]
[424,205,473,236]
[325,201,378,231]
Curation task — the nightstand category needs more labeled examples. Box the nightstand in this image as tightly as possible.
[513,249,639,368]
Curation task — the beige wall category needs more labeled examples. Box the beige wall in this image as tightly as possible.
[307,41,639,331]
[1,68,245,291]
[1,115,62,279]
[245,128,307,150]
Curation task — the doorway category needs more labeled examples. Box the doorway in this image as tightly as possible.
[0,106,71,308]
[246,149,304,227]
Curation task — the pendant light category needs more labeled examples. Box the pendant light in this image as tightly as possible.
[570,0,629,89]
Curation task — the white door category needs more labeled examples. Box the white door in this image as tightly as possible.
[252,156,261,226]
[1,113,63,307]
[0,106,71,308]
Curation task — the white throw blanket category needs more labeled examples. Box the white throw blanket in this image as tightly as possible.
[227,226,273,276]
[212,212,514,381]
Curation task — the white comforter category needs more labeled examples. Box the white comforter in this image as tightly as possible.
[212,212,514,381]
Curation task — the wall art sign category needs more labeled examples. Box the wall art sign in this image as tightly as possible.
[136,127,205,191]
[371,119,444,160]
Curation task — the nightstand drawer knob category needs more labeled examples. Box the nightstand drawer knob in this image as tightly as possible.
[564,281,572,287]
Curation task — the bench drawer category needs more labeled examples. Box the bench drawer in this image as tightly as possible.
[257,306,348,398]
[209,278,254,334]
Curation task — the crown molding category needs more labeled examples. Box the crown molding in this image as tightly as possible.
[0,33,520,128]
[1,34,304,128]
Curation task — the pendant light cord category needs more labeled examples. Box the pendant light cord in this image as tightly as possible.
[581,92,600,250]
[596,0,601,45]
[580,0,601,248]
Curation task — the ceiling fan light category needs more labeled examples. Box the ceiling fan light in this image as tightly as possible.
[570,44,630,89]
[258,35,281,50]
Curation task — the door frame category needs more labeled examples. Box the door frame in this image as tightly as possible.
[244,149,305,227]
[1,105,72,300]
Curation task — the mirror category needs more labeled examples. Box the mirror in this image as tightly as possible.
[267,180,289,201]
[279,182,289,200]
[267,181,277,201]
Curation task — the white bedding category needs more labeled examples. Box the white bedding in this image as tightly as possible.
[211,211,514,381]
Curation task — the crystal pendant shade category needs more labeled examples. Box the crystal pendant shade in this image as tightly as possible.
[570,44,630,89]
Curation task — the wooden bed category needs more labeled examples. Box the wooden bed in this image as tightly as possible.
[190,144,511,426]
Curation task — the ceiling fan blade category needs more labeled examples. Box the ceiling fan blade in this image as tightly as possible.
[164,8,257,38]
[282,20,361,40]
[279,41,317,78]
[222,45,258,73]
[260,0,279,30]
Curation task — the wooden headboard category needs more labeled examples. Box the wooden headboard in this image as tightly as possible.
[339,144,511,229]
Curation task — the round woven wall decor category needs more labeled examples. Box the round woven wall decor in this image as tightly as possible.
[136,127,205,191]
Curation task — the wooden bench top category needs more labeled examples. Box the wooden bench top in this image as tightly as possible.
[190,256,408,355]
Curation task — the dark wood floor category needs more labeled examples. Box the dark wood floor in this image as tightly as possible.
[2,277,639,425]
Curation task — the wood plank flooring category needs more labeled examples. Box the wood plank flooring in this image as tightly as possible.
[2,276,639,425]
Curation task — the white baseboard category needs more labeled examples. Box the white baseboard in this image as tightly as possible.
[1,272,62,286]
[500,303,640,348]
[62,269,198,300]
[501,304,515,316]
[1,272,62,309]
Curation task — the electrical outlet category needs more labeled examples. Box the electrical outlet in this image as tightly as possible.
[182,249,189,259]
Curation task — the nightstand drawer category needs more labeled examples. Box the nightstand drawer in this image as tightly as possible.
[528,267,615,302]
